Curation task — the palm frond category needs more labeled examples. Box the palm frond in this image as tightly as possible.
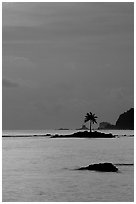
[84,112,98,123]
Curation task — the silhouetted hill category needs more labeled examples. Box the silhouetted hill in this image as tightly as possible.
[76,124,89,130]
[116,108,134,130]
[98,108,134,130]
[98,122,115,130]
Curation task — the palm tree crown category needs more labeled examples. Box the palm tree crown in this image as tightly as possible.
[84,112,98,132]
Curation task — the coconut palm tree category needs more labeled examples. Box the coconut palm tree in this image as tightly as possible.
[84,112,97,132]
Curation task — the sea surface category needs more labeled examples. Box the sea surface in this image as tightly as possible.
[2,130,134,202]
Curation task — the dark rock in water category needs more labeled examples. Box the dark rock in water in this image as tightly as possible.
[115,163,134,166]
[58,128,69,130]
[77,162,118,172]
[45,134,51,136]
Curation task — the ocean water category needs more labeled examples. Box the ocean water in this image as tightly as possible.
[2,130,134,202]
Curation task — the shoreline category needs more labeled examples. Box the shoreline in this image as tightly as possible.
[51,131,115,138]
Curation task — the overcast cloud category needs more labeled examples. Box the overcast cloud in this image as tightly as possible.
[2,2,134,130]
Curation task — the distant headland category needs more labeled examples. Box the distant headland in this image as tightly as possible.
[76,124,89,130]
[98,108,134,130]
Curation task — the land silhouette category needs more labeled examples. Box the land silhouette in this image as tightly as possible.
[51,108,134,139]
[2,108,134,138]
[76,124,88,130]
[98,108,134,130]
[51,131,115,138]
[51,111,115,138]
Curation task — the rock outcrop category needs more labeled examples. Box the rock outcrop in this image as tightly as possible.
[98,108,134,130]
[98,122,115,130]
[115,108,134,130]
[77,162,118,172]
[76,124,89,130]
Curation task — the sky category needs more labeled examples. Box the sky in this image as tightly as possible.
[2,2,134,130]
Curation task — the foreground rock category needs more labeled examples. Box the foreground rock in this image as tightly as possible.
[51,131,115,138]
[77,162,118,172]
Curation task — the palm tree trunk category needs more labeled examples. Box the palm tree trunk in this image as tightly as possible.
[90,121,92,133]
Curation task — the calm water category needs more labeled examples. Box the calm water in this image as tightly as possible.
[2,130,134,202]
